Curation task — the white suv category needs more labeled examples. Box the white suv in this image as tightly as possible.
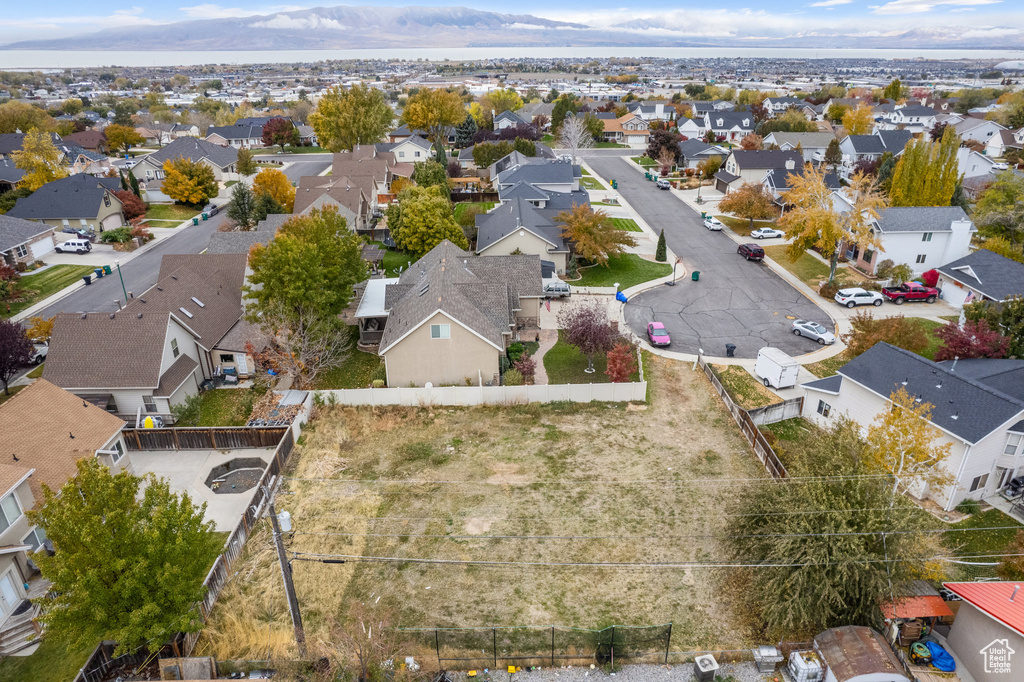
[834,287,883,308]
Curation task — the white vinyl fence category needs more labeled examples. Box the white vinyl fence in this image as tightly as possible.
[314,381,646,406]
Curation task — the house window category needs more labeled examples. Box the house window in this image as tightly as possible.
[916,254,927,264]
[430,324,450,339]
[105,396,118,413]
[969,473,989,493]
[0,493,22,533]
[816,400,832,418]
[220,353,235,363]
[398,151,405,158]
[922,233,933,242]
[103,193,110,207]
[862,249,874,263]
[23,527,46,552]
[143,395,157,413]
[110,440,124,464]
[171,338,179,358]
[80,219,87,227]
[14,244,27,258]
[1005,433,1024,456]
[414,151,421,158]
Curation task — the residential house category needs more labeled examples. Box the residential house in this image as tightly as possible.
[56,141,111,176]
[943,581,1024,682]
[626,101,675,123]
[801,342,1024,510]
[884,105,937,134]
[132,136,239,185]
[703,111,755,142]
[293,175,371,231]
[0,132,63,160]
[837,129,915,177]
[761,132,837,164]
[0,379,128,654]
[457,146,476,172]
[62,129,107,154]
[205,124,266,149]
[986,127,1023,158]
[388,124,455,146]
[936,249,1024,309]
[493,110,532,132]
[762,164,841,204]
[599,112,650,147]
[207,213,289,255]
[675,116,704,139]
[370,240,542,386]
[762,96,805,116]
[134,124,174,146]
[7,175,125,233]
[715,149,804,194]
[493,158,580,195]
[44,253,252,422]
[0,214,57,266]
[171,123,200,138]
[676,139,727,170]
[385,135,433,163]
[0,159,24,193]
[304,144,412,217]
[476,186,587,275]
[956,146,997,180]
[834,205,974,276]
[954,117,1005,144]
[518,102,554,127]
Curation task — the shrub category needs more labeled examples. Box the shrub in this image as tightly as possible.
[875,259,895,279]
[513,356,536,384]
[370,362,387,385]
[507,342,526,363]
[819,281,841,300]
[371,379,385,388]
[842,310,930,358]
[14,262,27,273]
[100,227,133,243]
[503,368,524,386]
[956,498,981,515]
[130,224,152,242]
[888,263,914,286]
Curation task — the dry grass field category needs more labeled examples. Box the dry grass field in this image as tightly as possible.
[197,357,767,663]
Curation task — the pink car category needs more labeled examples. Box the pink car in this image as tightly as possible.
[647,322,671,347]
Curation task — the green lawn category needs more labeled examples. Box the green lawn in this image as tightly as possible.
[145,204,199,221]
[711,365,780,410]
[453,201,495,223]
[175,387,264,427]
[611,218,642,232]
[715,214,780,238]
[762,245,863,289]
[367,241,413,277]
[595,141,628,148]
[541,134,555,144]
[914,318,946,361]
[761,417,814,443]
[0,634,96,682]
[276,146,329,154]
[256,162,282,168]
[27,364,44,379]
[224,180,238,188]
[806,350,853,378]
[944,508,1023,559]
[543,331,641,385]
[574,254,671,288]
[631,156,658,167]
[3,265,96,318]
[143,219,183,228]
[580,176,605,190]
[313,328,384,389]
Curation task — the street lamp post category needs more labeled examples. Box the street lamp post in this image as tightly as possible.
[114,260,128,303]
[696,168,703,204]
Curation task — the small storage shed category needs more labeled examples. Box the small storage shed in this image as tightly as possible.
[814,626,910,682]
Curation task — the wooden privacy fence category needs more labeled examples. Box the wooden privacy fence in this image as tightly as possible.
[123,426,289,451]
[698,358,789,480]
[73,428,297,681]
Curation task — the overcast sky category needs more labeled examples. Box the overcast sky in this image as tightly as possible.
[0,1,1021,43]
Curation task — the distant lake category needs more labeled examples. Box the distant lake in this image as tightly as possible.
[1,46,1023,69]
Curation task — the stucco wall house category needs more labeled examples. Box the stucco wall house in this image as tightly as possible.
[7,175,125,234]
[944,581,1024,682]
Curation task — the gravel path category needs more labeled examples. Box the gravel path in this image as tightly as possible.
[440,661,778,682]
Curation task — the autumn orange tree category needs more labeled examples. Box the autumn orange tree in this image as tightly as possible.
[718,182,778,229]
[162,157,217,206]
[605,341,638,382]
[26,316,55,343]
[842,103,874,135]
[866,386,953,499]
[780,169,885,283]
[556,203,637,267]
[252,167,296,212]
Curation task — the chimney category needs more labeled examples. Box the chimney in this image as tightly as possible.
[951,356,959,372]
[1012,585,1020,602]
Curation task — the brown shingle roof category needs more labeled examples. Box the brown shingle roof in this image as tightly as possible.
[294,175,367,216]
[0,463,33,498]
[155,355,199,397]
[0,379,124,501]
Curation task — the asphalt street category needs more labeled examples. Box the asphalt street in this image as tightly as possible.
[255,152,332,184]
[583,155,835,360]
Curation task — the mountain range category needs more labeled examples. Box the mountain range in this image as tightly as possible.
[2,5,1023,51]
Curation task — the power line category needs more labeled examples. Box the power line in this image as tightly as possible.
[291,525,1024,542]
[289,550,1024,570]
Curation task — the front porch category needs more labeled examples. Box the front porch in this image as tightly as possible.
[0,575,49,657]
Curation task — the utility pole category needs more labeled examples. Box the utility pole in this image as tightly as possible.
[268,492,306,658]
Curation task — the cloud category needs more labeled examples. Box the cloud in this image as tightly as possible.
[0,12,163,29]
[869,0,1000,15]
[250,14,347,31]
[809,0,853,6]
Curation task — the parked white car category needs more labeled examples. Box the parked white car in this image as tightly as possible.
[703,216,723,231]
[750,227,785,240]
[834,287,884,308]
[792,319,836,345]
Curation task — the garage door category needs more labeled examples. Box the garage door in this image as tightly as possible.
[29,237,54,259]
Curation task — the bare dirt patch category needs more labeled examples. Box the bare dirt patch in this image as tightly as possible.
[199,356,767,662]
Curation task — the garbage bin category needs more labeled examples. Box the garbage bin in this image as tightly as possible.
[611,180,617,189]
[725,343,736,358]
[192,217,199,226]
[82,275,92,286]
[701,212,707,219]
[691,271,700,281]
[93,268,104,278]
[103,265,111,275]
[201,213,208,221]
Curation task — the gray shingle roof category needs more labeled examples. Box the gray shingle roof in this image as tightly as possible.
[894,105,937,117]
[873,206,970,234]
[678,139,726,159]
[705,112,754,130]
[0,213,54,252]
[0,132,62,156]
[838,343,1024,444]
[494,110,530,127]
[379,241,541,353]
[0,158,24,185]
[7,175,120,220]
[495,159,577,187]
[207,124,264,141]
[206,213,287,254]
[476,196,567,253]
[763,132,837,149]
[937,249,1024,302]
[143,136,238,170]
[801,374,843,394]
[731,150,803,171]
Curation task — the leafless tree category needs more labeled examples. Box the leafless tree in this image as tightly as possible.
[246,305,352,389]
[558,115,594,164]
[189,111,216,137]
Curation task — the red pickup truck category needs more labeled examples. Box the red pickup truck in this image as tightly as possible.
[881,281,939,305]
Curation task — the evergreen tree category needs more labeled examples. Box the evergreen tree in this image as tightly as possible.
[454,114,477,149]
[128,170,141,199]
[655,229,667,262]
[876,152,896,193]
[823,138,842,173]
[433,137,447,166]
[118,169,128,192]
[252,191,287,224]
[227,182,256,230]
[882,78,903,101]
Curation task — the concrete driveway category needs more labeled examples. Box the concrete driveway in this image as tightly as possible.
[583,155,834,360]
[254,152,331,184]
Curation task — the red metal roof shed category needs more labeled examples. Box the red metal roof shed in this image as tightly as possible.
[944,582,1024,636]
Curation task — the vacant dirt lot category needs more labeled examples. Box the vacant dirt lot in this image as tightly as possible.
[198,357,767,662]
